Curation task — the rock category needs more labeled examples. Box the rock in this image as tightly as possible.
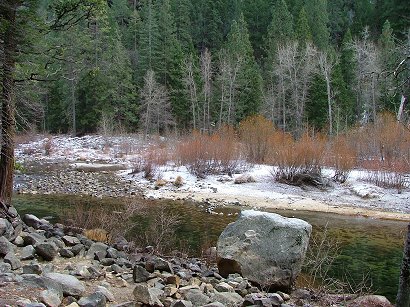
[78,292,107,307]
[0,236,14,256]
[100,258,115,266]
[13,235,25,247]
[35,241,58,261]
[71,244,85,256]
[48,237,65,249]
[292,289,311,300]
[44,272,85,297]
[201,303,225,307]
[214,281,234,292]
[133,265,150,283]
[96,285,115,302]
[23,232,46,246]
[149,256,174,273]
[217,210,311,291]
[4,251,22,270]
[106,247,119,259]
[23,263,43,275]
[21,274,64,300]
[267,293,284,306]
[0,218,13,238]
[23,214,42,229]
[171,300,193,307]
[0,262,12,273]
[348,295,393,307]
[40,289,62,307]
[184,289,210,307]
[20,245,36,260]
[210,292,244,307]
[59,248,75,258]
[133,283,164,306]
[62,235,81,246]
[86,242,108,260]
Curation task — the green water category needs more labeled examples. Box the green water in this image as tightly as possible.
[12,194,407,301]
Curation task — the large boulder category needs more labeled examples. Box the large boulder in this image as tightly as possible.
[217,210,311,291]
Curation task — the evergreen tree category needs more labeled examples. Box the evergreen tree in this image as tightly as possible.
[295,7,313,46]
[340,29,355,88]
[305,0,330,50]
[171,0,194,53]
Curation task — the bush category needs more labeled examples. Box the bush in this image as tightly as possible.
[329,135,357,183]
[239,115,275,163]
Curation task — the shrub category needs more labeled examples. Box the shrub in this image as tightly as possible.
[84,228,111,243]
[174,175,184,187]
[329,135,357,183]
[239,115,275,163]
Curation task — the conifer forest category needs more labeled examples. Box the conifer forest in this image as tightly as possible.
[0,0,409,137]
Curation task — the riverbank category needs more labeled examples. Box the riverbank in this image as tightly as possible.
[14,134,410,222]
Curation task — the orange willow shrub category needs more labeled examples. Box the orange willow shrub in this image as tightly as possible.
[239,115,275,163]
[270,131,327,183]
[176,127,241,177]
[329,135,357,183]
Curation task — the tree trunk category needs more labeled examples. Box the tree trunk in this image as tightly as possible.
[0,1,18,211]
[397,223,410,307]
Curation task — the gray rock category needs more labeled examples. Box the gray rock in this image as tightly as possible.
[35,241,58,261]
[23,232,46,246]
[86,242,108,260]
[21,274,63,300]
[217,210,311,291]
[133,283,164,306]
[110,264,123,274]
[267,293,284,306]
[184,289,210,307]
[0,218,13,238]
[13,235,25,247]
[78,291,107,307]
[133,265,150,283]
[171,300,193,307]
[20,245,36,260]
[23,214,43,229]
[96,285,115,302]
[214,282,234,292]
[110,302,135,307]
[44,272,85,297]
[48,237,65,249]
[209,292,244,307]
[201,303,226,307]
[59,248,75,258]
[71,244,85,256]
[348,295,393,307]
[0,236,14,256]
[106,247,119,259]
[100,258,115,266]
[40,289,62,307]
[23,263,43,275]
[0,261,12,273]
[149,257,173,273]
[4,251,22,270]
[62,235,81,246]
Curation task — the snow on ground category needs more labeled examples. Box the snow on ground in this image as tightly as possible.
[15,134,410,220]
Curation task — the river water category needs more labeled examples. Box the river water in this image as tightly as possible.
[13,194,407,301]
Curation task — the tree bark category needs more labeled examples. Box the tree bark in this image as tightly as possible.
[397,223,410,307]
[0,1,18,209]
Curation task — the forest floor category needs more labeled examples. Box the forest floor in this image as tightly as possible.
[14,133,410,221]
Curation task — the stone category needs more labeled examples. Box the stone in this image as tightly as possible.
[40,289,62,307]
[48,237,65,249]
[110,264,123,274]
[23,214,42,229]
[209,292,244,307]
[71,244,85,256]
[214,282,234,292]
[267,293,284,306]
[59,248,75,258]
[348,295,393,307]
[62,235,81,246]
[100,258,115,266]
[106,247,119,259]
[20,245,36,260]
[171,300,193,307]
[0,218,13,238]
[0,236,14,257]
[217,210,311,291]
[86,242,108,260]
[21,274,64,300]
[23,263,43,275]
[149,257,174,273]
[133,283,164,306]
[13,235,25,247]
[184,289,210,307]
[78,292,107,307]
[0,262,11,273]
[35,241,58,261]
[44,272,85,297]
[133,265,150,283]
[201,303,225,307]
[166,275,181,287]
[96,285,115,302]
[4,251,22,270]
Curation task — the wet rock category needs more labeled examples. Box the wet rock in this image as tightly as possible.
[20,245,36,260]
[78,291,107,307]
[217,210,311,291]
[35,241,58,261]
[133,265,150,283]
[4,251,22,270]
[44,272,85,297]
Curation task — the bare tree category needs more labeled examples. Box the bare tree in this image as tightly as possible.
[182,54,199,130]
[200,48,212,133]
[140,70,174,137]
[318,51,338,135]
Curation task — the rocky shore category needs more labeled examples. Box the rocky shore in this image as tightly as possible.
[1,209,394,307]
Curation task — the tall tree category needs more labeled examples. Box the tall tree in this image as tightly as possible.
[305,0,330,50]
[295,7,313,46]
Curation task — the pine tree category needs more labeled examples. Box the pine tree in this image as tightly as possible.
[305,0,330,50]
[295,7,313,46]
[171,0,194,53]
[340,29,355,89]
